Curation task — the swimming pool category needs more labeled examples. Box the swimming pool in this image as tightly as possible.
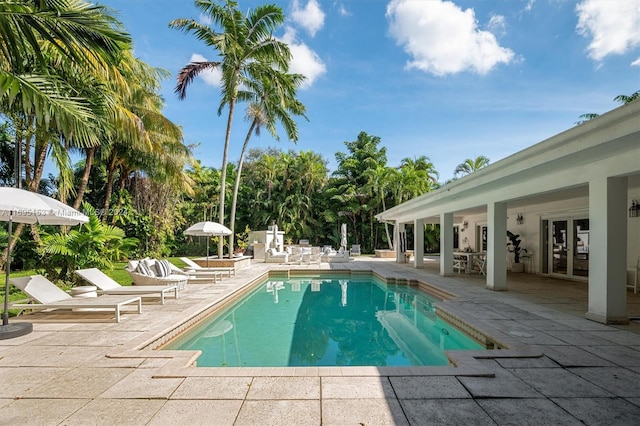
[163,274,486,367]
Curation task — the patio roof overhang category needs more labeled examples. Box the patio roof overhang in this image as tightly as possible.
[376,101,640,225]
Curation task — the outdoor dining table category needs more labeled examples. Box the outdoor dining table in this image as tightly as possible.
[453,252,484,273]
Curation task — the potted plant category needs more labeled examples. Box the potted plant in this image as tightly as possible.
[234,226,250,257]
[507,230,525,272]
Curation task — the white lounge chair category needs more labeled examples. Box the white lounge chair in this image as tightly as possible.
[350,244,361,256]
[179,257,236,277]
[75,268,178,304]
[10,275,142,323]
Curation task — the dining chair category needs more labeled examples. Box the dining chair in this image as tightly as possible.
[474,255,486,276]
[453,256,467,274]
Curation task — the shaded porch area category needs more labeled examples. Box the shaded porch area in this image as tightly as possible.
[401,256,640,329]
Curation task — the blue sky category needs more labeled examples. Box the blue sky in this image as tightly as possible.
[100,0,640,182]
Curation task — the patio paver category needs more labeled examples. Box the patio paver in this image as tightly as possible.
[0,256,639,425]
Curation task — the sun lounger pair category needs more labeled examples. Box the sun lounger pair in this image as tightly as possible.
[179,257,236,278]
[75,268,179,304]
[10,275,143,323]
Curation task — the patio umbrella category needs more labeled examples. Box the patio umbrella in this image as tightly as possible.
[0,187,89,340]
[340,223,347,250]
[184,221,232,266]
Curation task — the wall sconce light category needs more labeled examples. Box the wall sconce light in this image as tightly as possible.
[462,221,468,230]
[630,200,640,218]
[516,213,524,225]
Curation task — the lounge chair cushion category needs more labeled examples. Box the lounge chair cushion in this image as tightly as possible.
[127,260,139,272]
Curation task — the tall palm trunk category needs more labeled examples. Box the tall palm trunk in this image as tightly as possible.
[381,195,393,250]
[103,162,116,222]
[2,130,48,266]
[73,147,95,209]
[229,119,257,254]
[218,96,236,258]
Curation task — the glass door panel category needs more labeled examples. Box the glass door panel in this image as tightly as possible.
[552,220,568,275]
[573,219,589,278]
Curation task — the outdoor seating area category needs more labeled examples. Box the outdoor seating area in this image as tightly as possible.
[320,247,350,263]
[264,247,289,263]
[287,246,322,264]
[453,251,486,275]
[75,268,179,304]
[10,275,143,323]
[125,258,191,290]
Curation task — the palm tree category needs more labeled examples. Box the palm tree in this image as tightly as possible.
[228,69,307,252]
[94,52,194,219]
[170,0,290,257]
[400,156,439,188]
[576,90,639,124]
[363,165,396,250]
[613,90,640,104]
[0,0,130,262]
[454,155,490,177]
[0,0,130,151]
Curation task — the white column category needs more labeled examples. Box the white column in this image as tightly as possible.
[487,202,507,290]
[586,176,628,324]
[440,212,454,276]
[414,218,424,267]
[395,223,405,263]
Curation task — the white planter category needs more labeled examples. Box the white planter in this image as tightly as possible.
[70,286,98,311]
[70,285,98,298]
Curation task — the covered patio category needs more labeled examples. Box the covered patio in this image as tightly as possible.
[376,101,640,324]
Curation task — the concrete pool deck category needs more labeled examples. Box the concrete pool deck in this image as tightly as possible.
[1,257,640,425]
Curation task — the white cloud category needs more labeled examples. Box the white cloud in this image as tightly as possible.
[190,53,222,88]
[198,13,212,26]
[386,0,515,76]
[291,0,325,37]
[525,0,535,12]
[335,1,350,17]
[576,0,640,63]
[632,57,640,67]
[281,27,326,89]
[487,14,507,37]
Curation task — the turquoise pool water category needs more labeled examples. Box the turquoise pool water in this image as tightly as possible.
[164,275,485,367]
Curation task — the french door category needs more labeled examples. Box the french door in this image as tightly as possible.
[542,217,589,278]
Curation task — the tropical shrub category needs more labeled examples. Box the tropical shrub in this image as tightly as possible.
[38,203,138,283]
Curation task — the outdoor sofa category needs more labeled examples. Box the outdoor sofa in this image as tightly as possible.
[125,258,190,289]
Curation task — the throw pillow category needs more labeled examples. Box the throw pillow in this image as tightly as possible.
[155,259,172,277]
[136,262,153,276]
[127,260,139,272]
[153,260,168,277]
[162,259,174,274]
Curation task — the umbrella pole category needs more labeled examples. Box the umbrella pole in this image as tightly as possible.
[0,215,31,339]
[206,238,209,267]
[2,217,11,326]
